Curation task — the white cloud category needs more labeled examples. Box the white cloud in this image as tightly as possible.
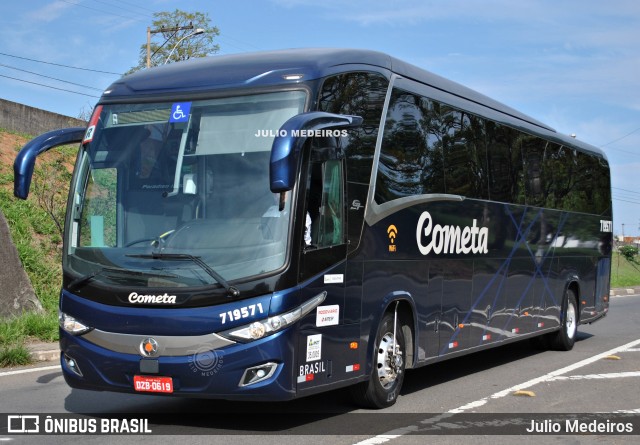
[26,0,73,23]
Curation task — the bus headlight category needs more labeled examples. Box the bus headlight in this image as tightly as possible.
[220,291,326,342]
[248,322,266,339]
[59,310,93,335]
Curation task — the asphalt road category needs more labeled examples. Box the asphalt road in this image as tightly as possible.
[1,293,639,444]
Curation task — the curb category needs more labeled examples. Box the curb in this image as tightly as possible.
[27,342,59,363]
[609,287,640,296]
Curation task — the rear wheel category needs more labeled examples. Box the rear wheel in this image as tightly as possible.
[549,288,578,351]
[351,312,406,409]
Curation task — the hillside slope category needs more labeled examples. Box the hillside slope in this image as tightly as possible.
[0,131,28,187]
[0,129,76,344]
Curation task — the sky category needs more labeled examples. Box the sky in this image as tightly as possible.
[1,0,639,236]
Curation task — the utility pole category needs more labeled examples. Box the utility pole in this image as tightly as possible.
[146,23,194,68]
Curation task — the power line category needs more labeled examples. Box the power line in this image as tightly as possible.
[613,187,640,195]
[89,0,153,18]
[59,0,145,23]
[105,0,155,13]
[0,63,104,92]
[603,145,640,157]
[613,197,640,205]
[89,1,262,54]
[0,74,100,98]
[601,126,640,148]
[0,51,121,75]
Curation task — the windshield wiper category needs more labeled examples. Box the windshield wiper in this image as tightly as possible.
[67,266,176,292]
[126,252,240,297]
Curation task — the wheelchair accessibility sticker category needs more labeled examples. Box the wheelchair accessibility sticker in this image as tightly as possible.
[169,102,191,123]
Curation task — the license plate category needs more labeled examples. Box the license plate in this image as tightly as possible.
[133,375,173,393]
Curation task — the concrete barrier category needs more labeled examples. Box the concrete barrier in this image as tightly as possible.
[0,98,86,136]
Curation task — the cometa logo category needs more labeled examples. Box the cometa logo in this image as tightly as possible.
[128,292,177,304]
[416,211,489,255]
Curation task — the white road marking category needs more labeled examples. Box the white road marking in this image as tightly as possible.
[352,435,402,445]
[449,337,640,413]
[351,337,640,445]
[0,364,60,378]
[547,371,640,381]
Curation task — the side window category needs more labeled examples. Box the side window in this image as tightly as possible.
[317,160,344,247]
[521,135,546,207]
[376,88,446,204]
[542,146,610,215]
[376,89,489,203]
[79,168,118,247]
[442,108,472,196]
[318,71,389,253]
[569,150,600,214]
[486,122,525,205]
[318,72,389,185]
[542,143,568,210]
[594,156,612,217]
[305,157,345,249]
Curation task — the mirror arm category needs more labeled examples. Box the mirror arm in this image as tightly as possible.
[13,127,86,199]
[269,112,362,193]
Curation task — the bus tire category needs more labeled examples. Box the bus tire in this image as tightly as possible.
[350,312,406,409]
[549,288,578,351]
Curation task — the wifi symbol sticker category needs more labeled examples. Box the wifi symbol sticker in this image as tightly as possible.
[387,225,398,252]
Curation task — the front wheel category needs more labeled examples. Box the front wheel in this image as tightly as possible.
[549,288,578,351]
[351,312,406,409]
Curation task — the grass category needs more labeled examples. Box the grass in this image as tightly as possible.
[0,312,58,367]
[0,312,59,345]
[611,251,640,288]
[0,129,70,366]
[0,344,31,367]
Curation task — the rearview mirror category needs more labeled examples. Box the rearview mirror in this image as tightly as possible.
[14,127,86,199]
[269,112,362,193]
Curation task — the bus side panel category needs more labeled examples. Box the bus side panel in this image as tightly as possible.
[536,256,562,332]
[355,198,610,375]
[554,212,610,322]
[471,259,508,347]
[593,257,611,317]
[422,262,443,361]
[439,259,473,354]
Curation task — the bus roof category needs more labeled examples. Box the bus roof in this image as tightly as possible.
[103,48,605,158]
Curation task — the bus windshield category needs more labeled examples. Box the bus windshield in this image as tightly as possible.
[65,90,307,289]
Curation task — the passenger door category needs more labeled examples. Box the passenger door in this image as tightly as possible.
[296,142,355,391]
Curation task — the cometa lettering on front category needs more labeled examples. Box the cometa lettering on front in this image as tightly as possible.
[128,292,177,304]
[416,211,489,255]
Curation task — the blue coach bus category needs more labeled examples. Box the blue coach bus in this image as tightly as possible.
[14,49,612,408]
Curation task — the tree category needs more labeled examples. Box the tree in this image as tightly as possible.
[77,103,93,122]
[619,245,639,264]
[128,9,220,74]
